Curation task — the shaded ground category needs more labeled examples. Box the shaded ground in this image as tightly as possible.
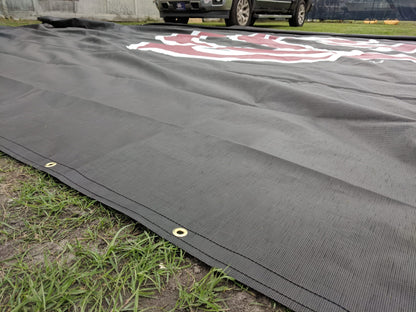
[0,153,289,311]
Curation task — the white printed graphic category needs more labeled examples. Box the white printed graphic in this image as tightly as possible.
[127,31,416,63]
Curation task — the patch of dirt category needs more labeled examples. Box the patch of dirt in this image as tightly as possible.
[0,241,20,262]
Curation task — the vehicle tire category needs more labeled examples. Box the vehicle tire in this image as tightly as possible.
[163,17,190,24]
[225,0,252,26]
[289,0,306,27]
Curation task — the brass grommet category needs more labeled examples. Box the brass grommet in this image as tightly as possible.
[45,162,57,168]
[172,227,188,238]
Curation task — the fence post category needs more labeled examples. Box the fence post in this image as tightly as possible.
[0,0,9,18]
[32,0,41,16]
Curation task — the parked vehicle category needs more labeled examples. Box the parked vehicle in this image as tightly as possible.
[154,0,312,26]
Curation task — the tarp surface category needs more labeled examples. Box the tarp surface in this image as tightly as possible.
[1,18,416,312]
[308,0,416,21]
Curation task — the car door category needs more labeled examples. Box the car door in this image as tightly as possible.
[254,0,292,12]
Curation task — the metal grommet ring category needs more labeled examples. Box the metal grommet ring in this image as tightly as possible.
[172,227,188,238]
[45,162,57,168]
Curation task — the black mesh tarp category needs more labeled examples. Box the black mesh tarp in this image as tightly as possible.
[308,0,416,21]
[1,18,416,312]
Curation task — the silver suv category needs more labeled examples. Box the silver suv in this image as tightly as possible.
[155,0,312,27]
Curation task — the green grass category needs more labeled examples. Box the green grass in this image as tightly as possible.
[190,20,416,36]
[174,268,234,311]
[0,18,40,27]
[2,232,182,311]
[2,16,416,36]
[254,20,416,36]
[0,152,285,311]
[0,153,183,311]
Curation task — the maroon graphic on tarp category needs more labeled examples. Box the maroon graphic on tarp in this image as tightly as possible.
[127,31,416,63]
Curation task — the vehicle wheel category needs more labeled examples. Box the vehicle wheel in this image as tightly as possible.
[226,0,252,26]
[163,17,189,24]
[289,0,306,27]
